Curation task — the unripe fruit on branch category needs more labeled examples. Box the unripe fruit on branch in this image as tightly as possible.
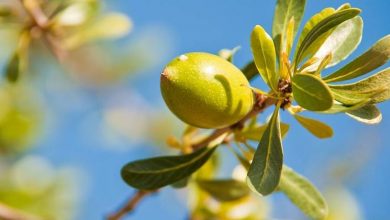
[160,52,254,129]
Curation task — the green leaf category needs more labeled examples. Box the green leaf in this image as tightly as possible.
[247,106,283,196]
[237,122,289,141]
[171,177,189,189]
[279,166,328,220]
[251,25,279,91]
[292,74,334,111]
[320,100,370,114]
[324,35,390,82]
[346,104,382,124]
[295,8,361,66]
[295,7,336,61]
[197,179,250,202]
[121,146,217,190]
[329,68,390,103]
[272,0,306,55]
[294,114,333,139]
[302,16,363,72]
[284,18,295,57]
[5,52,21,82]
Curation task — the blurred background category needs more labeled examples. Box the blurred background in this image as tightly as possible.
[0,0,389,219]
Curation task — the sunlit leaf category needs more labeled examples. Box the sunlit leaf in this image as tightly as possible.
[324,35,390,82]
[251,25,279,91]
[293,114,333,139]
[237,122,290,141]
[247,106,283,196]
[53,0,99,26]
[292,74,334,111]
[64,13,132,49]
[295,7,336,60]
[197,179,250,202]
[331,88,383,105]
[121,146,217,190]
[330,68,390,103]
[337,3,352,10]
[279,166,328,220]
[320,100,371,114]
[302,16,363,72]
[295,8,361,66]
[346,104,382,124]
[284,18,295,57]
[272,0,306,56]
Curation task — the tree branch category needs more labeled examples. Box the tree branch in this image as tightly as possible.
[106,190,155,220]
[106,93,277,220]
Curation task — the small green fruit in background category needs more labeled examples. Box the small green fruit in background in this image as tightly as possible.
[160,52,254,129]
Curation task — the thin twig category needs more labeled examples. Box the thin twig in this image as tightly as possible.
[106,93,277,220]
[19,0,67,61]
[106,191,155,220]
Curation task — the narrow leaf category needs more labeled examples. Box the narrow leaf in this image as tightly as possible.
[284,18,295,57]
[247,106,283,196]
[329,68,390,103]
[313,53,332,76]
[238,122,290,141]
[346,104,382,124]
[292,74,334,111]
[295,8,361,66]
[121,146,217,190]
[294,114,333,139]
[324,35,390,82]
[279,166,328,220]
[241,61,258,81]
[272,0,306,55]
[251,25,279,91]
[197,179,250,202]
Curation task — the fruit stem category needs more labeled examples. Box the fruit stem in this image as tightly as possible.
[106,94,277,220]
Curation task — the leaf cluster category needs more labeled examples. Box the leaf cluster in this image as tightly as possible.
[120,1,390,219]
[0,0,131,82]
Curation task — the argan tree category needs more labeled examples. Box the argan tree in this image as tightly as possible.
[116,1,390,219]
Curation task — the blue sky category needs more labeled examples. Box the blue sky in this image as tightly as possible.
[32,0,390,219]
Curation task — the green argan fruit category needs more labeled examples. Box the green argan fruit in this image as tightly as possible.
[161,52,254,129]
